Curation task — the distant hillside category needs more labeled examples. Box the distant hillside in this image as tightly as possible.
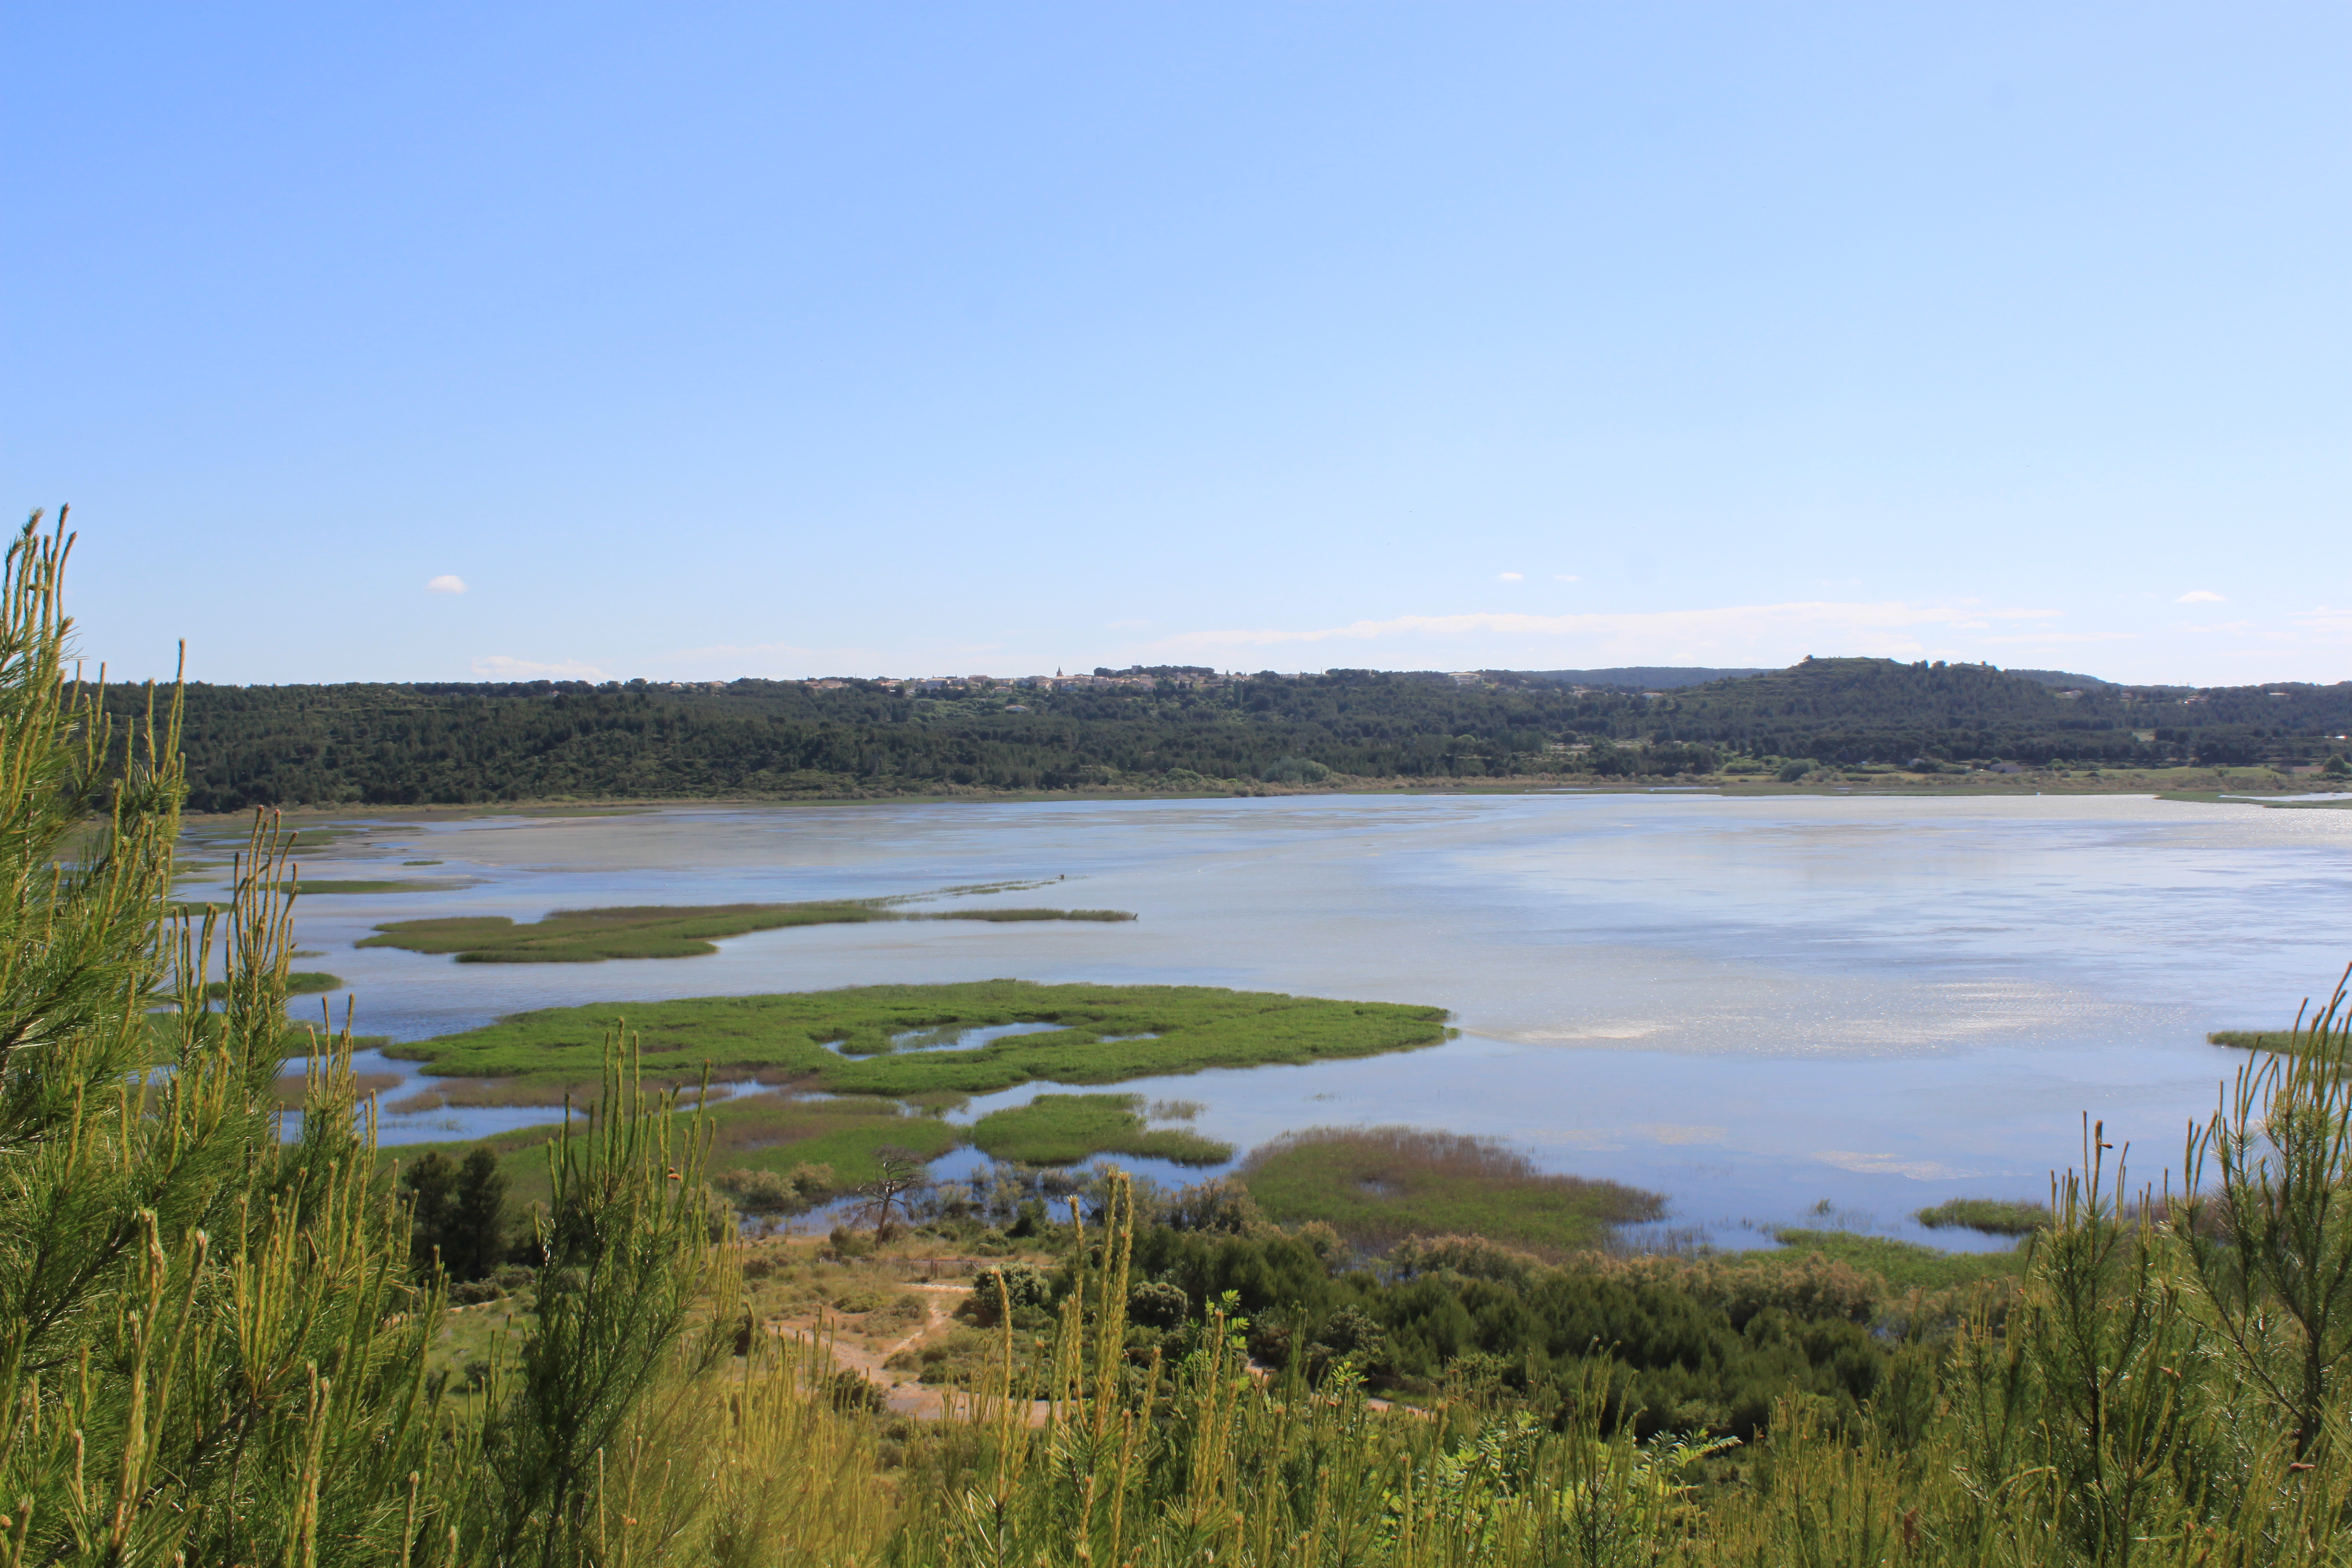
[2004,668,2115,689]
[105,658,2352,809]
[1638,657,2352,770]
[1492,666,1768,690]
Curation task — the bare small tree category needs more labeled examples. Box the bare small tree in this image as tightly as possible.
[854,1144,932,1242]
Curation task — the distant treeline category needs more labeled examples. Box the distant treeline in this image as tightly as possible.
[103,657,2352,810]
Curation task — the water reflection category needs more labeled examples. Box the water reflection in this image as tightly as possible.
[225,792,2352,1248]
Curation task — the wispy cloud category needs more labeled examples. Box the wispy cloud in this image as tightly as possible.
[1976,630,2138,645]
[1815,1150,1981,1181]
[2289,606,2352,640]
[2176,589,2226,604]
[1496,571,1524,582]
[1554,574,1580,583]
[1146,600,2062,661]
[473,654,606,680]
[427,574,467,594]
[658,639,843,664]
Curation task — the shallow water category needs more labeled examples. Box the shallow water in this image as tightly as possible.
[873,1020,1069,1055]
[220,791,2352,1249]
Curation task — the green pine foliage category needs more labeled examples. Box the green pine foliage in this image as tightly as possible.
[0,514,738,1567]
[399,1146,512,1279]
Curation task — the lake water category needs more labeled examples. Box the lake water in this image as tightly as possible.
[204,790,2352,1250]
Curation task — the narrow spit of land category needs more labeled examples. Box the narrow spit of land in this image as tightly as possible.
[360,898,1137,962]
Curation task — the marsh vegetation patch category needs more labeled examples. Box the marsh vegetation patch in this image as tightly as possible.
[1912,1198,2051,1237]
[968,1093,1233,1166]
[385,980,1453,1101]
[1238,1125,1665,1255]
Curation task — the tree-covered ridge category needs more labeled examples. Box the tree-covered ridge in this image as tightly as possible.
[107,657,2352,809]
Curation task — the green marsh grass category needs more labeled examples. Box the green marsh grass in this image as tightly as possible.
[204,969,339,997]
[1239,1125,1665,1255]
[1912,1196,2051,1236]
[358,899,1135,962]
[2211,1027,2319,1051]
[387,980,1453,1099]
[1767,1227,2030,1289]
[391,1088,969,1209]
[969,1092,1234,1165]
[273,1067,402,1107]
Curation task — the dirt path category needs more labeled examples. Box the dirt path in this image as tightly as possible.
[791,1280,1059,1424]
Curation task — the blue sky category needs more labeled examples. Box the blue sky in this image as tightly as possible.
[6,3,2345,686]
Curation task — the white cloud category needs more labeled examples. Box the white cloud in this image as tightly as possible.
[427,575,468,594]
[660,639,840,664]
[1147,599,2062,662]
[1976,630,2138,645]
[1814,1150,1982,1181]
[2176,589,2226,604]
[1554,574,1580,583]
[1496,571,1524,582]
[472,654,606,681]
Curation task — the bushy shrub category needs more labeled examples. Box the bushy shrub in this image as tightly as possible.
[1127,1279,1190,1329]
[1259,756,1331,784]
[964,1264,1056,1326]
[1159,1176,1268,1235]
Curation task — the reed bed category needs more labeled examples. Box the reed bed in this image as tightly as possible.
[1239,1125,1668,1256]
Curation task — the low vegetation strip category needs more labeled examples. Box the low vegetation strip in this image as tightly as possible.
[205,970,340,997]
[1237,1125,1665,1256]
[1765,1228,2030,1290]
[2209,1027,2326,1053]
[385,980,1454,1099]
[1912,1197,2050,1237]
[969,1093,1234,1166]
[358,899,1136,962]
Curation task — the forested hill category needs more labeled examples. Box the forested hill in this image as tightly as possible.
[105,658,2352,811]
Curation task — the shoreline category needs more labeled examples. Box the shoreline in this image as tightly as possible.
[179,768,2352,824]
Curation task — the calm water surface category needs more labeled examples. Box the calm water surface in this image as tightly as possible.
[214,792,2352,1249]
